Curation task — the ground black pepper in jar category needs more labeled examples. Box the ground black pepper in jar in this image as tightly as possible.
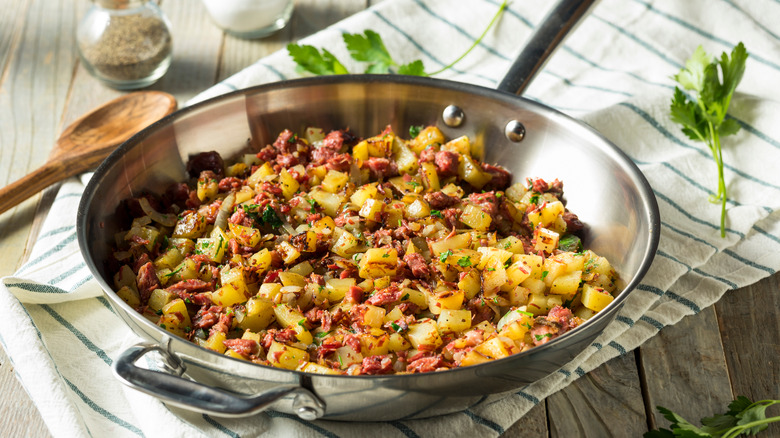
[77,0,172,90]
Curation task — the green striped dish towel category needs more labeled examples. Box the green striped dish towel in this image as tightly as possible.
[2,0,780,436]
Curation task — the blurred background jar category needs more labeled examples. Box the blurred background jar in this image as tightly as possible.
[200,0,294,39]
[77,0,172,90]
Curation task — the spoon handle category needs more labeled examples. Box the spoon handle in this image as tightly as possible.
[0,161,67,216]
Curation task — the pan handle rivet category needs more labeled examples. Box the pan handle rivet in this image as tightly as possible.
[442,105,465,127]
[505,120,525,142]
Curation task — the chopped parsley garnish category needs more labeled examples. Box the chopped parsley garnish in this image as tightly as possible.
[401,293,410,301]
[307,198,317,213]
[534,333,552,341]
[431,209,443,219]
[457,256,472,267]
[409,124,424,138]
[541,270,549,279]
[439,249,453,263]
[516,310,534,317]
[262,206,283,228]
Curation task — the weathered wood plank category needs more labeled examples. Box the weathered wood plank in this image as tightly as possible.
[639,306,733,431]
[715,272,780,437]
[547,352,647,437]
[153,0,224,103]
[503,401,549,437]
[0,0,81,434]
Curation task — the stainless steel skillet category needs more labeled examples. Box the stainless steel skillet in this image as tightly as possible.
[77,0,660,421]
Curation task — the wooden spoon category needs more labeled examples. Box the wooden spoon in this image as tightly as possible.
[0,91,177,216]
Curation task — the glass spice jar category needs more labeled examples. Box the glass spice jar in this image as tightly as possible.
[77,0,173,90]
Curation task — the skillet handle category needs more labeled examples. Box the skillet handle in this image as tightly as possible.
[497,0,598,95]
[112,342,326,420]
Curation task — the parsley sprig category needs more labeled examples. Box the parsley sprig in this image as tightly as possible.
[669,43,748,237]
[287,1,508,77]
[646,396,779,438]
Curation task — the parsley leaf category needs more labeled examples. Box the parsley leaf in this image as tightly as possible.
[670,43,748,237]
[286,44,349,75]
[431,209,444,219]
[344,30,396,73]
[262,206,283,228]
[440,249,453,263]
[409,124,424,138]
[287,1,507,77]
[457,256,472,267]
[645,397,780,438]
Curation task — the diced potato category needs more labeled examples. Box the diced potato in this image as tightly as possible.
[505,260,532,288]
[362,305,386,329]
[159,298,192,336]
[365,132,394,157]
[359,198,386,222]
[405,198,431,220]
[474,336,518,359]
[550,270,582,295]
[542,257,569,287]
[497,236,524,254]
[248,248,273,273]
[330,229,361,258]
[358,248,398,279]
[276,240,301,265]
[334,345,363,369]
[299,361,339,375]
[393,140,419,175]
[459,155,492,189]
[526,292,551,316]
[309,188,344,217]
[352,140,369,161]
[273,303,306,329]
[321,170,349,193]
[400,288,428,310]
[148,288,175,312]
[459,349,492,366]
[505,182,528,203]
[196,175,219,201]
[437,309,472,333]
[195,233,228,263]
[429,232,471,258]
[406,319,443,350]
[227,223,261,248]
[428,289,464,315]
[324,278,355,302]
[581,284,615,312]
[476,247,513,270]
[236,297,275,331]
[459,204,491,231]
[359,333,390,356]
[573,306,598,320]
[457,269,482,300]
[388,332,411,351]
[278,271,305,288]
[534,227,559,254]
[154,247,184,271]
[116,285,140,308]
[173,212,206,239]
[515,254,544,279]
[482,264,508,296]
[540,201,565,227]
[420,162,440,191]
[497,307,534,332]
[304,126,325,144]
[267,341,309,370]
[246,162,275,187]
[276,168,300,201]
[258,283,282,300]
[350,183,379,207]
[441,135,471,156]
[200,330,227,354]
[408,126,445,154]
[507,285,531,306]
[211,283,248,307]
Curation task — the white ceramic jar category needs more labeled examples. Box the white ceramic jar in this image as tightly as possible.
[200,0,294,39]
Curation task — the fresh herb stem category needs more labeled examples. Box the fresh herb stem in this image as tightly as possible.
[426,0,509,76]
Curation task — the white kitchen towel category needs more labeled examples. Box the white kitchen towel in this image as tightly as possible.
[2,0,780,437]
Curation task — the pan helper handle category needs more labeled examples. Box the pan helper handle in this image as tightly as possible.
[112,341,326,420]
[498,0,598,95]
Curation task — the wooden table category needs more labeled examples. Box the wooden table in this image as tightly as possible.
[1,1,777,436]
